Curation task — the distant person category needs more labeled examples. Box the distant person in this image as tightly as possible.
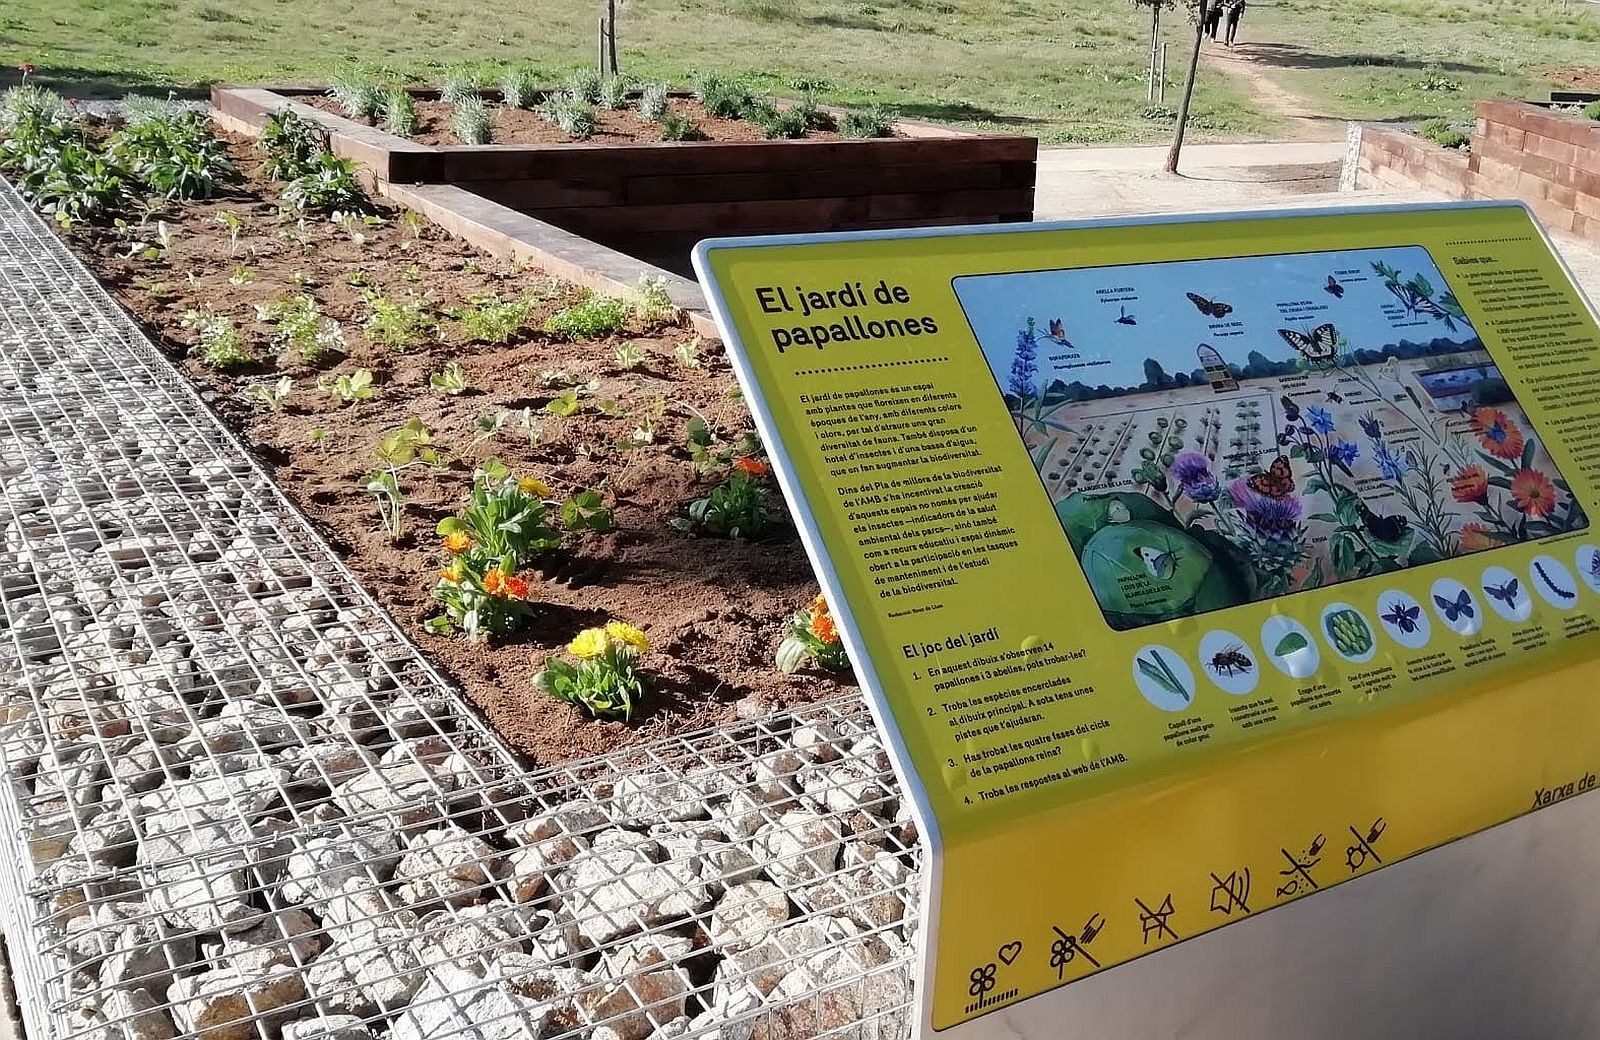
[1224,0,1246,46]
[1205,0,1223,42]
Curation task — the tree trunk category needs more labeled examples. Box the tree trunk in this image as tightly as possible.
[1164,2,1207,174]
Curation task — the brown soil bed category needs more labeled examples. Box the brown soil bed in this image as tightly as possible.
[58,134,852,766]
[1545,67,1600,93]
[301,95,859,147]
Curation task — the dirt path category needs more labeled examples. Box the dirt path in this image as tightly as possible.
[1203,39,1348,142]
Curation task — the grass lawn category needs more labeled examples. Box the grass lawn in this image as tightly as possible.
[5,0,1596,144]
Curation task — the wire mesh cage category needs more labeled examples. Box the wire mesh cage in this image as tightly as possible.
[0,179,921,1040]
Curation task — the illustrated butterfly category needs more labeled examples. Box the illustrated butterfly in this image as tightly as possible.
[1325,391,1344,404]
[1279,323,1340,368]
[1047,318,1073,346]
[1380,600,1421,634]
[1116,305,1137,326]
[1357,501,1409,543]
[1134,545,1178,580]
[1324,274,1345,298]
[1434,589,1475,623]
[1484,578,1520,606]
[1186,291,1233,319]
[1247,456,1295,499]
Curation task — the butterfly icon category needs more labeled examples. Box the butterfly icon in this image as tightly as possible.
[1186,291,1233,319]
[1380,600,1421,634]
[1484,578,1520,606]
[1324,274,1345,298]
[1134,545,1178,580]
[1278,323,1340,369]
[1247,456,1295,499]
[1116,305,1137,326]
[1046,318,1073,347]
[1357,501,1409,543]
[1434,589,1475,623]
[1325,391,1344,403]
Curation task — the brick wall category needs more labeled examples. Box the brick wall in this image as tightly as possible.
[1355,101,1600,242]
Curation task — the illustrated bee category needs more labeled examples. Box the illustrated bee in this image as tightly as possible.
[1207,643,1254,677]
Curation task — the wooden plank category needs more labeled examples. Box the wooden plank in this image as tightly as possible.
[619,163,1008,206]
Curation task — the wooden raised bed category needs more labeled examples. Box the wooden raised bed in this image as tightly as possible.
[211,86,1038,275]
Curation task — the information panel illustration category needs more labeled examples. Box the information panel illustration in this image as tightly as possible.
[954,245,1586,632]
[693,203,1600,1038]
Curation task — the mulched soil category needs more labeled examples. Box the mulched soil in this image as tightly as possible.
[1544,67,1600,93]
[58,135,852,767]
[301,95,849,147]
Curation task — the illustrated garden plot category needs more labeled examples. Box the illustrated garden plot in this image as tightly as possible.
[958,244,1585,630]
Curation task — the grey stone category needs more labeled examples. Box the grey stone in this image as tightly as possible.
[165,967,306,1040]
[94,989,178,1040]
[790,721,843,762]
[753,810,841,889]
[563,847,712,946]
[211,908,324,975]
[394,825,501,908]
[280,1015,374,1040]
[390,967,557,1040]
[709,882,791,951]
[331,759,459,836]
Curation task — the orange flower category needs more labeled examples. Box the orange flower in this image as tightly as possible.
[1458,523,1500,552]
[503,575,530,600]
[733,456,770,477]
[810,610,838,644]
[442,530,472,554]
[1473,408,1524,460]
[483,568,508,596]
[1450,465,1488,503]
[810,593,829,615]
[439,564,463,583]
[1511,468,1557,518]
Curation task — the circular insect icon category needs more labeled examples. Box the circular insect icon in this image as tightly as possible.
[1374,589,1430,650]
[1198,629,1259,695]
[1576,544,1600,595]
[1530,554,1579,610]
[1479,564,1532,623]
[1260,616,1319,679]
[1132,645,1195,712]
[1428,577,1481,637]
[1320,602,1376,663]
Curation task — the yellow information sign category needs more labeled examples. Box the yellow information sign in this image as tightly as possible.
[692,203,1600,1035]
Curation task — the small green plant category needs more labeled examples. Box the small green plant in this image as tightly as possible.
[473,411,510,443]
[0,83,66,135]
[451,96,493,144]
[545,292,627,339]
[776,593,850,674]
[596,75,631,110]
[108,107,239,200]
[306,426,332,448]
[281,152,369,214]
[121,217,174,261]
[246,376,293,412]
[346,270,369,286]
[538,91,597,138]
[429,361,470,395]
[684,414,763,474]
[213,210,243,253]
[499,66,540,110]
[516,406,543,445]
[658,113,705,141]
[674,338,703,369]
[181,307,253,369]
[0,106,136,226]
[794,94,836,132]
[632,275,680,324]
[759,107,808,140]
[453,293,536,343]
[362,291,434,350]
[632,394,668,445]
[637,82,671,122]
[674,459,779,538]
[329,76,384,120]
[381,87,418,136]
[334,210,384,244]
[362,417,448,540]
[1418,71,1462,93]
[228,264,254,286]
[440,67,479,105]
[613,341,644,371]
[564,68,603,104]
[534,622,651,720]
[317,367,375,404]
[258,109,325,180]
[694,73,755,119]
[258,294,346,364]
[1586,101,1600,122]
[1417,118,1470,151]
[840,107,895,139]
[544,389,583,417]
[562,489,616,532]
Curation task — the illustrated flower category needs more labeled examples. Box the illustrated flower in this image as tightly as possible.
[1358,412,1383,440]
[1450,466,1489,504]
[442,530,472,554]
[439,563,463,583]
[1306,406,1335,435]
[1373,444,1410,481]
[1511,468,1557,518]
[604,620,650,653]
[1458,523,1501,552]
[1168,451,1220,503]
[1473,407,1524,460]
[1229,478,1303,541]
[810,610,839,644]
[733,456,770,477]
[568,627,609,660]
[1328,439,1359,471]
[518,476,551,498]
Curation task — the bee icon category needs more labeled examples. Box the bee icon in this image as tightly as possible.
[1207,643,1253,677]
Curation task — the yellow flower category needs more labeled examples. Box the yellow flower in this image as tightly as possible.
[604,620,650,653]
[518,476,552,498]
[442,530,472,554]
[568,627,609,660]
[439,564,462,584]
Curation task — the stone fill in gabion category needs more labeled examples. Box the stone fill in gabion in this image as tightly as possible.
[0,178,919,1040]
